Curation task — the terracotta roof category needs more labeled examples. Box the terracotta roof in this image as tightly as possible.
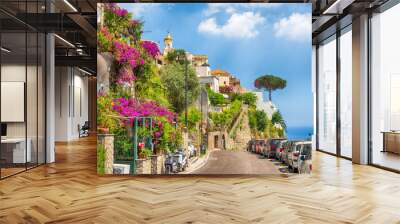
[211,69,230,77]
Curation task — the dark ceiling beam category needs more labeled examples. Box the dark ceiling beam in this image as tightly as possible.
[12,13,83,32]
[55,55,96,71]
[86,0,97,11]
[66,13,96,46]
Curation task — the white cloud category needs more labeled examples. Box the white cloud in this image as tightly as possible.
[203,3,282,16]
[198,12,265,39]
[122,3,161,18]
[273,13,311,41]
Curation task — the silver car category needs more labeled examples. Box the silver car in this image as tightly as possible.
[275,140,288,161]
[288,141,312,173]
[297,143,312,174]
[281,141,298,165]
[287,142,303,172]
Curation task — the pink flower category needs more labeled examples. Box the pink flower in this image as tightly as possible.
[113,40,143,70]
[105,4,128,17]
[112,98,176,126]
[140,41,160,58]
[116,67,136,85]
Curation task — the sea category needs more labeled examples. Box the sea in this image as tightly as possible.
[286,126,314,141]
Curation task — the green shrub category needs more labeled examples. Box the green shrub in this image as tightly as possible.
[207,88,226,106]
[97,144,106,175]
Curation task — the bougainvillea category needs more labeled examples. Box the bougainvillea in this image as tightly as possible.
[219,85,234,94]
[113,40,143,68]
[140,40,160,58]
[104,3,128,17]
[98,3,184,156]
[112,98,175,125]
[116,67,136,85]
[97,27,113,52]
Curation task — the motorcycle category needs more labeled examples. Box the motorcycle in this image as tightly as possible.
[164,154,178,174]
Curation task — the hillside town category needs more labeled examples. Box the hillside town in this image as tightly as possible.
[96,4,310,175]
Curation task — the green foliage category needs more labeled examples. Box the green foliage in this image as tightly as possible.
[160,63,200,113]
[179,107,201,131]
[254,74,287,101]
[249,108,277,139]
[255,110,268,132]
[97,27,113,52]
[248,109,257,130]
[271,110,287,130]
[207,88,226,106]
[210,100,242,130]
[240,92,257,106]
[230,92,257,107]
[103,8,143,44]
[97,144,106,175]
[113,125,133,160]
[248,109,269,133]
[158,118,183,153]
[139,148,153,158]
[97,93,118,129]
[135,64,171,108]
[165,49,187,64]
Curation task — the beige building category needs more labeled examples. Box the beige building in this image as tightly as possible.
[211,69,230,87]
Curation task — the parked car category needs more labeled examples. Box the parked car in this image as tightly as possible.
[288,141,311,172]
[255,140,266,154]
[247,139,255,152]
[263,138,286,159]
[164,154,178,174]
[282,141,299,165]
[275,140,288,161]
[297,142,312,174]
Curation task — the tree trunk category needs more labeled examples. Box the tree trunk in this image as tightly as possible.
[268,89,272,101]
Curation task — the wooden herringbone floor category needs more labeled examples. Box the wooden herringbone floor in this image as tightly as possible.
[1,136,400,224]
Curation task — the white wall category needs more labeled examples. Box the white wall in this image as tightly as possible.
[55,67,89,141]
[195,66,210,77]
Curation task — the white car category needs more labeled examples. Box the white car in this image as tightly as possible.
[288,141,312,173]
[297,143,312,174]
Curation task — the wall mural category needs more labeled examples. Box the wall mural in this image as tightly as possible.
[96,3,313,175]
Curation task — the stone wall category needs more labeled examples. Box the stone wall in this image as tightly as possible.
[229,106,251,151]
[135,159,151,174]
[150,155,165,174]
[135,155,165,174]
[208,131,230,150]
[97,134,114,174]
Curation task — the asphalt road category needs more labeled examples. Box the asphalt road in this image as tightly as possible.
[192,150,282,174]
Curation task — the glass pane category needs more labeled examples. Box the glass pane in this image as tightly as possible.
[371,4,400,171]
[27,31,38,169]
[340,28,352,158]
[38,32,45,165]
[1,31,27,177]
[318,36,337,154]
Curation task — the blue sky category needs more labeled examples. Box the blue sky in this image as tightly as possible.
[122,3,313,128]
